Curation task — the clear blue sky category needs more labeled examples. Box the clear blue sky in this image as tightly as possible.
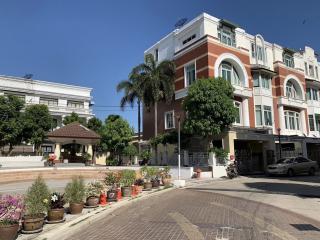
[0,0,319,131]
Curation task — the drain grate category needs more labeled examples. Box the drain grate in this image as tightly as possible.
[291,224,320,231]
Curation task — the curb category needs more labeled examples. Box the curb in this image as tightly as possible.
[26,187,175,240]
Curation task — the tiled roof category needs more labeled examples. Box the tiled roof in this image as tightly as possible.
[47,122,101,139]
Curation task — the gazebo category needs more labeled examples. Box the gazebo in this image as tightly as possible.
[47,122,101,163]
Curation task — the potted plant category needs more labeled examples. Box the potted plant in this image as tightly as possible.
[23,176,50,232]
[85,181,104,207]
[160,166,172,187]
[0,195,24,240]
[151,168,161,188]
[83,153,92,166]
[134,178,144,194]
[141,166,155,190]
[47,192,65,222]
[119,170,136,197]
[64,176,86,214]
[104,172,120,202]
[139,150,151,165]
[195,168,202,178]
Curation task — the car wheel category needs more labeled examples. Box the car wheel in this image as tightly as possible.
[287,169,294,177]
[308,167,315,176]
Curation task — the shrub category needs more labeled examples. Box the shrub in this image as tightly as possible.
[141,166,158,182]
[49,192,65,209]
[119,170,136,187]
[24,176,50,217]
[104,172,120,189]
[139,150,151,162]
[0,195,24,225]
[64,176,86,204]
[85,181,104,197]
[106,158,118,166]
[160,166,171,178]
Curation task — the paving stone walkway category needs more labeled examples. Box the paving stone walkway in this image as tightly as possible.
[68,189,320,240]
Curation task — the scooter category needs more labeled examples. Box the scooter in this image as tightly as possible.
[226,161,238,179]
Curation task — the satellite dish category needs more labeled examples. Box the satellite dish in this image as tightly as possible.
[23,74,33,79]
[175,18,188,29]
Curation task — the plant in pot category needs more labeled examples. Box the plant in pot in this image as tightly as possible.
[134,178,144,194]
[47,192,65,222]
[160,166,172,187]
[85,181,104,207]
[23,176,50,233]
[0,195,24,240]
[151,168,161,188]
[119,170,136,197]
[64,176,86,214]
[83,153,92,166]
[141,166,155,191]
[104,172,120,202]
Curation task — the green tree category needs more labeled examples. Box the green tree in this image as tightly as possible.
[23,104,53,155]
[117,71,143,150]
[122,144,138,164]
[100,115,133,164]
[87,117,103,133]
[0,95,25,156]
[183,78,237,147]
[63,112,86,125]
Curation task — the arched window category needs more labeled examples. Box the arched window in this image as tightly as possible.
[220,61,241,86]
[286,80,299,99]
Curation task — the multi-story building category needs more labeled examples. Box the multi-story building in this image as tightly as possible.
[0,75,94,153]
[143,13,320,173]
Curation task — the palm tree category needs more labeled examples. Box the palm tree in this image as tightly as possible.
[133,54,176,137]
[116,72,142,148]
[132,54,175,164]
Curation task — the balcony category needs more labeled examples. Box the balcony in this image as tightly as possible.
[278,96,307,109]
[233,85,252,98]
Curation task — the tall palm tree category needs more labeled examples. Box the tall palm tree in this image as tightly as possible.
[133,54,176,137]
[116,73,142,146]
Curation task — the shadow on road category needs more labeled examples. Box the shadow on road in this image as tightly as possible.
[244,173,320,184]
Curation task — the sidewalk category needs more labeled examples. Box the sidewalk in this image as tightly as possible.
[188,175,320,223]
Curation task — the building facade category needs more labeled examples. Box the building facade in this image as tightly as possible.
[0,75,94,154]
[143,13,320,173]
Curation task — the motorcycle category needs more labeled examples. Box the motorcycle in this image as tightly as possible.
[226,161,238,179]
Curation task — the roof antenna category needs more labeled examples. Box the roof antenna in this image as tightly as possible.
[174,18,188,29]
[23,74,33,79]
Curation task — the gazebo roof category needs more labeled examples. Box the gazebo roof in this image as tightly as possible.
[47,122,101,139]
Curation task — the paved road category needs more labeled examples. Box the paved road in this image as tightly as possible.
[68,188,320,240]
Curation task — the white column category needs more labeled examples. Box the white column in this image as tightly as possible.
[242,98,250,127]
[278,105,285,130]
[87,144,93,157]
[300,109,307,135]
[301,140,308,158]
[54,143,61,160]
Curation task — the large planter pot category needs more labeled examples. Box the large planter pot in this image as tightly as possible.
[23,214,45,232]
[135,185,143,194]
[86,196,99,207]
[69,202,84,214]
[162,177,171,186]
[47,208,65,222]
[121,186,132,197]
[107,189,118,202]
[151,179,160,188]
[143,182,152,191]
[0,223,19,240]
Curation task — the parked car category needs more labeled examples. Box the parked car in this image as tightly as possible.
[266,156,318,177]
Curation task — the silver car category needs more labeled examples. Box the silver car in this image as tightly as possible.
[267,156,318,177]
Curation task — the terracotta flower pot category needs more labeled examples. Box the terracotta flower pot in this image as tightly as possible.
[23,214,45,232]
[47,208,65,221]
[0,223,19,240]
[143,182,152,191]
[136,185,143,193]
[162,177,171,186]
[86,196,99,206]
[69,202,84,214]
[121,186,132,197]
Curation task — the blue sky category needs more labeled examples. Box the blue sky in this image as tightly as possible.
[0,0,319,131]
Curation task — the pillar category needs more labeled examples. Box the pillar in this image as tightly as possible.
[242,98,250,127]
[301,140,308,158]
[54,143,61,160]
[222,132,236,160]
[300,109,307,135]
[87,144,93,158]
[278,105,285,130]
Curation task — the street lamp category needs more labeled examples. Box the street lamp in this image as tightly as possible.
[277,128,282,159]
[174,114,185,187]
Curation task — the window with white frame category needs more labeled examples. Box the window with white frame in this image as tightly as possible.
[253,73,259,87]
[306,88,318,101]
[305,62,308,75]
[234,101,241,124]
[40,97,58,106]
[309,115,315,131]
[164,111,175,129]
[286,80,299,99]
[283,53,294,68]
[309,65,315,77]
[284,111,300,130]
[316,66,319,79]
[251,43,256,58]
[67,101,84,109]
[185,62,196,86]
[253,73,270,89]
[255,105,272,126]
[218,26,236,47]
[182,34,196,45]
[257,46,264,61]
[220,61,241,86]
